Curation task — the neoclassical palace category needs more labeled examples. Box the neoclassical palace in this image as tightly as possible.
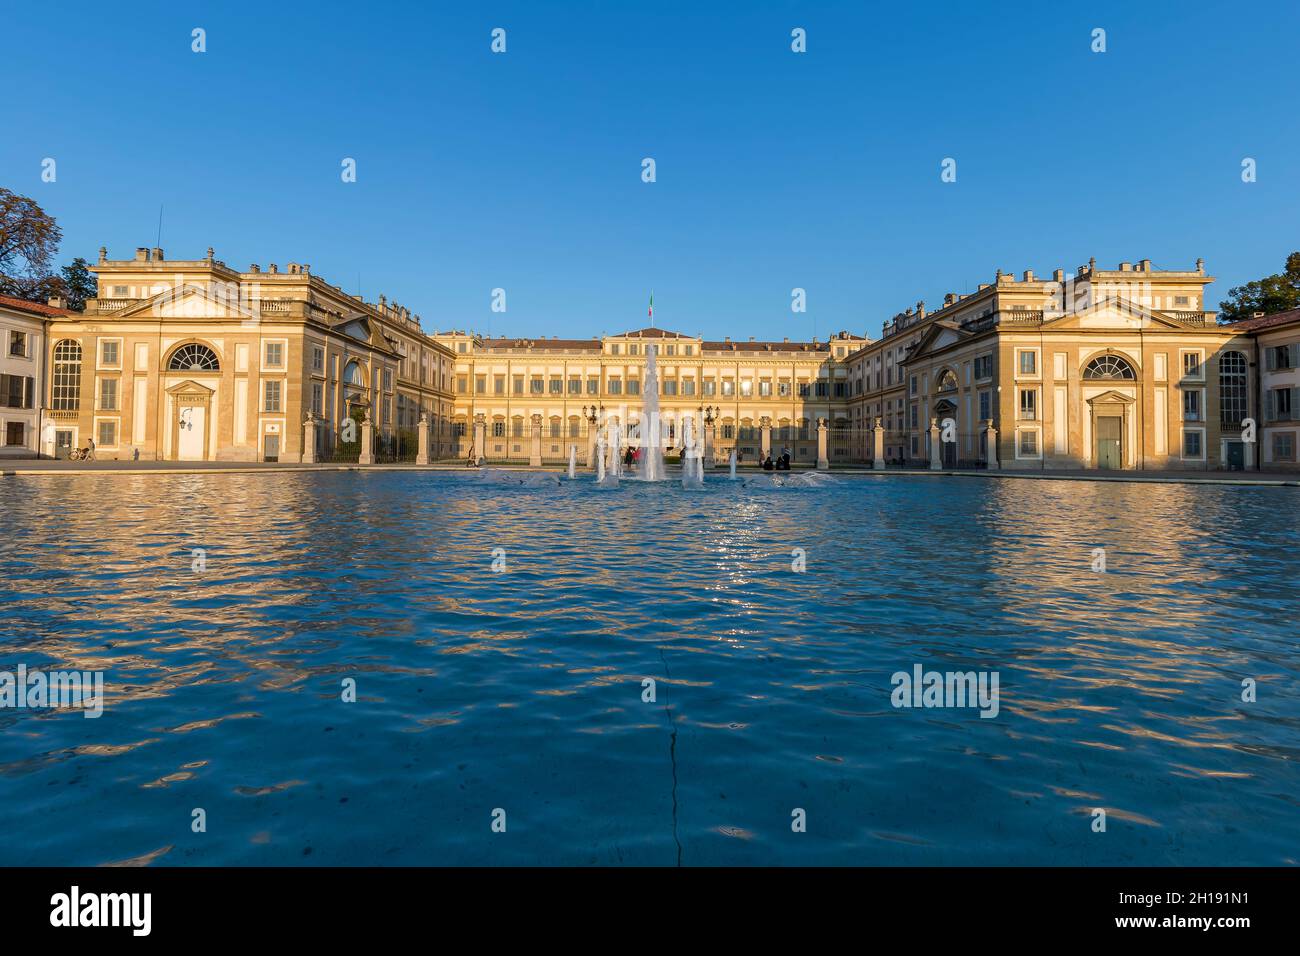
[33,248,456,462]
[6,247,1294,472]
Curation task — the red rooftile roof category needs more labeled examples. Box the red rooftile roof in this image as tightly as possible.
[0,294,70,317]
[1226,308,1300,332]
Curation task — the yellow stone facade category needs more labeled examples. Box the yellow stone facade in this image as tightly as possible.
[844,258,1260,471]
[42,248,456,462]
[433,327,868,465]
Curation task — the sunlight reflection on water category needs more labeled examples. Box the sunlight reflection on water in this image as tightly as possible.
[0,471,1297,865]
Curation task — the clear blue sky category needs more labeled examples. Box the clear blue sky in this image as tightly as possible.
[3,0,1297,340]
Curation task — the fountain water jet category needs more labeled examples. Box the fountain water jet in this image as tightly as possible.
[639,345,666,481]
[568,444,576,479]
[729,448,737,480]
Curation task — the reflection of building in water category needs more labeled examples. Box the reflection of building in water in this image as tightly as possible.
[38,248,456,462]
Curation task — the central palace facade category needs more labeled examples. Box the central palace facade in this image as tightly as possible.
[3,248,1297,471]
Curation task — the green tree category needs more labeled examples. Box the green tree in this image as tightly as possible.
[56,258,97,312]
[0,188,62,300]
[1218,252,1300,322]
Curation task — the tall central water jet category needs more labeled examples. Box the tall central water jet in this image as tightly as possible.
[640,344,666,481]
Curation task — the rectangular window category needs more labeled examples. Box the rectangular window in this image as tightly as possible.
[264,380,282,412]
[1018,350,1037,375]
[456,375,468,394]
[663,380,678,396]
[759,380,772,397]
[684,345,693,356]
[665,345,675,356]
[568,377,581,394]
[778,381,790,397]
[1267,387,1294,421]
[834,382,846,398]
[1274,432,1296,461]
[704,380,716,396]
[974,354,992,379]
[101,341,119,366]
[1183,389,1201,422]
[265,342,284,368]
[610,344,620,356]
[311,382,323,415]
[909,375,917,397]
[312,346,324,372]
[8,331,26,357]
[1182,351,1203,379]
[587,377,599,395]
[99,378,118,411]
[1019,388,1037,420]
[740,379,752,397]
[682,379,695,396]
[629,344,638,355]
[722,380,735,396]
[978,390,990,421]
[5,421,24,446]
[722,424,735,440]
[98,420,116,447]
[815,381,829,397]
[1018,430,1038,456]
[530,377,544,395]
[495,375,506,395]
[475,374,487,394]
[608,378,622,395]
[627,379,640,396]
[798,382,810,398]
[1183,429,1202,458]
[549,377,563,394]
[0,374,33,409]
[383,369,393,391]
[513,375,525,395]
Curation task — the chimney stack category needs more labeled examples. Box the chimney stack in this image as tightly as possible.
[135,248,149,261]
[152,248,164,261]
[1139,258,1151,271]
[1053,269,1064,282]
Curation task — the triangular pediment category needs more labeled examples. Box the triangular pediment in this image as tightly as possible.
[336,317,373,344]
[1043,296,1193,332]
[1085,389,1137,405]
[907,319,972,360]
[114,285,258,321]
[165,379,215,396]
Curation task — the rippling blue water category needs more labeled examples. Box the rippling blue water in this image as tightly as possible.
[1,470,1297,866]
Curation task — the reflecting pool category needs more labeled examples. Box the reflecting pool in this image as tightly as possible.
[1,471,1297,865]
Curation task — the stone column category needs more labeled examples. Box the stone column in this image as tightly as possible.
[473,413,486,466]
[928,418,942,470]
[816,417,829,470]
[416,413,431,465]
[760,416,772,461]
[984,420,999,470]
[529,414,543,467]
[871,416,885,470]
[301,414,318,464]
[358,417,375,465]
[703,422,715,469]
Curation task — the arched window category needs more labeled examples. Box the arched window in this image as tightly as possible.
[342,360,365,386]
[168,343,220,371]
[936,369,958,392]
[1083,354,1135,380]
[52,340,82,410]
[1220,351,1247,425]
